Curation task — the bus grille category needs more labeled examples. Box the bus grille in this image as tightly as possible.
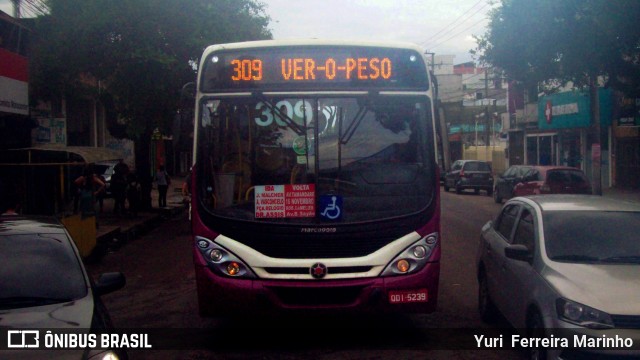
[236,236,396,259]
[264,266,372,275]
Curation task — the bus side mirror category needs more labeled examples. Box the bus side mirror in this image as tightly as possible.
[181,82,196,100]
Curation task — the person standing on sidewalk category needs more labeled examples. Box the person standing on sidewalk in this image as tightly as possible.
[111,160,129,215]
[74,165,106,226]
[154,165,171,208]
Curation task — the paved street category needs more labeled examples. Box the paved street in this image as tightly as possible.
[86,187,528,359]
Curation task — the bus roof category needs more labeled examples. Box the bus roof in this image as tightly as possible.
[202,39,426,55]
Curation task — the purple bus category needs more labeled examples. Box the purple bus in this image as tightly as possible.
[190,40,441,316]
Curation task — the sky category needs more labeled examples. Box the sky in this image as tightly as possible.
[262,0,494,64]
[0,0,494,64]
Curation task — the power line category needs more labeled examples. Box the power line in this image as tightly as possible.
[428,16,487,52]
[421,0,488,48]
[16,0,49,18]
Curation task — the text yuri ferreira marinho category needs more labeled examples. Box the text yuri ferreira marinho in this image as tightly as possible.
[475,334,635,349]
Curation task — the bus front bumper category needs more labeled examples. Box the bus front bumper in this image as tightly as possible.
[195,261,440,316]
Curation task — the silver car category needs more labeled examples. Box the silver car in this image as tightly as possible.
[477,195,640,359]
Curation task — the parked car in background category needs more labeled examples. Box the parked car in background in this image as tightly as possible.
[94,160,119,198]
[493,165,534,203]
[513,165,591,198]
[0,215,127,359]
[493,165,591,203]
[477,195,640,360]
[443,160,493,196]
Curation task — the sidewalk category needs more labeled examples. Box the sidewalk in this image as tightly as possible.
[92,176,187,259]
[602,186,640,204]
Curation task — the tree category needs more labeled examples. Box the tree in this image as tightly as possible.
[473,0,640,194]
[473,0,640,95]
[30,0,271,208]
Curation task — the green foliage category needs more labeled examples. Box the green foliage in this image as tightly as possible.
[473,0,640,95]
[30,0,272,139]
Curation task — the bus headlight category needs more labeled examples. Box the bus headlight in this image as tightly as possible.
[381,233,438,277]
[195,236,256,279]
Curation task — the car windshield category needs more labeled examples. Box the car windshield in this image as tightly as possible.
[197,95,435,224]
[0,233,88,309]
[464,162,490,171]
[543,211,640,264]
[95,164,115,177]
[546,170,588,185]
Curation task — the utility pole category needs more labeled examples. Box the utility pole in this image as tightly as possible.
[484,68,490,161]
[590,76,602,195]
[11,0,21,18]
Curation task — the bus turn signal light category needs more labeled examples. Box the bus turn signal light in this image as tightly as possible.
[396,259,410,273]
[227,262,241,276]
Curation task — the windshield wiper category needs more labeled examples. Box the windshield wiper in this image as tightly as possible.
[0,296,74,309]
[599,256,640,264]
[550,255,601,262]
[339,101,369,145]
[254,93,305,135]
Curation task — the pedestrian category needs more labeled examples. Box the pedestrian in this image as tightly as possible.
[96,173,107,213]
[74,165,106,223]
[182,167,192,204]
[111,160,129,215]
[126,171,142,217]
[155,165,171,208]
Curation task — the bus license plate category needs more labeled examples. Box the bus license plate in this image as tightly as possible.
[388,289,428,304]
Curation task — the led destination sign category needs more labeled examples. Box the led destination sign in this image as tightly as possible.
[201,46,429,91]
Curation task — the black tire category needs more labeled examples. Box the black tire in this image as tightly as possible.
[444,185,449,192]
[486,188,493,196]
[455,185,462,194]
[527,310,548,360]
[493,188,502,203]
[474,188,480,195]
[478,271,498,323]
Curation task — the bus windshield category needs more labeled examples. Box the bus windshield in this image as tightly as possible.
[197,94,435,224]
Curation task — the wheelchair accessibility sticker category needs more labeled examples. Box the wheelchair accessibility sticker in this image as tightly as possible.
[319,195,342,221]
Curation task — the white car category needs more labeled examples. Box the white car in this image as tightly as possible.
[477,195,640,359]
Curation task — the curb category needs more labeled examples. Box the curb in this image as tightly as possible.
[88,204,186,263]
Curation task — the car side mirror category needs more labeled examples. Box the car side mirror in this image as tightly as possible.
[94,272,126,296]
[481,220,493,232]
[505,244,533,262]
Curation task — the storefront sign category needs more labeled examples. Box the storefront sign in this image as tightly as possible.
[34,118,67,145]
[538,89,611,130]
[618,117,640,127]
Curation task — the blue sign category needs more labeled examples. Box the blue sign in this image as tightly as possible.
[319,195,343,221]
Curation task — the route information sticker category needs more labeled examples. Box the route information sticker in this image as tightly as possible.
[255,184,315,218]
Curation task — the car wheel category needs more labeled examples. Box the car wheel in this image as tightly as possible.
[474,188,480,195]
[478,270,498,323]
[455,184,462,194]
[486,188,493,196]
[493,188,502,203]
[527,310,548,360]
[444,184,449,192]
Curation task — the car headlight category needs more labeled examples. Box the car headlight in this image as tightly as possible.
[195,236,256,279]
[381,233,438,277]
[88,350,120,360]
[556,298,614,329]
